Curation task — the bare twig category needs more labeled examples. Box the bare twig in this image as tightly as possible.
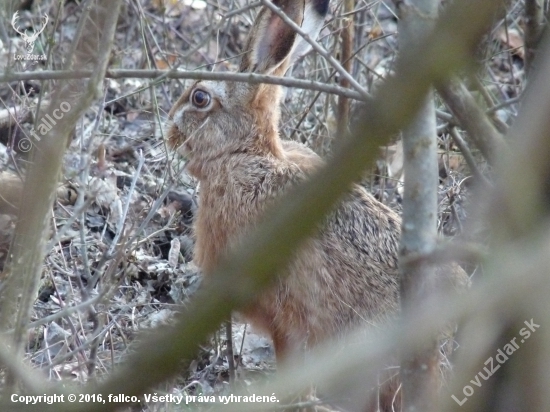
[24,295,103,331]
[0,69,366,101]
[226,321,236,383]
[107,151,145,257]
[337,0,355,137]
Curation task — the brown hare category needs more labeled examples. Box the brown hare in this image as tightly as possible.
[167,0,469,410]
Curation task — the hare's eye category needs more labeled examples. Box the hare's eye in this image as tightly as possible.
[191,89,211,108]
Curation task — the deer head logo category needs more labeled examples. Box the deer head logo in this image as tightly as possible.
[11,11,48,54]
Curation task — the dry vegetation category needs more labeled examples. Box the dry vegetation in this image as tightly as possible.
[0,0,548,411]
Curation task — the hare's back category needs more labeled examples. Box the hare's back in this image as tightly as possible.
[278,186,402,341]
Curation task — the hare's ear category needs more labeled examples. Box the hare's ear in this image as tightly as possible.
[240,0,329,75]
[287,0,329,67]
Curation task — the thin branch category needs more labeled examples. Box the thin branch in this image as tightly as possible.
[337,0,355,137]
[0,69,366,101]
[107,150,145,257]
[486,95,521,114]
[23,295,103,331]
[225,321,236,383]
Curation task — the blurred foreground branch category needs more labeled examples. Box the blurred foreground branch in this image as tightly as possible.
[482,30,550,241]
[437,78,506,163]
[0,0,123,385]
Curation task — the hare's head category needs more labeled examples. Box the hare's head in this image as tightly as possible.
[167,0,328,178]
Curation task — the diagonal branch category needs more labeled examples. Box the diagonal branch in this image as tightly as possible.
[437,78,506,163]
[0,0,124,387]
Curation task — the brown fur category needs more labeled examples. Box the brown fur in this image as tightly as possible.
[167,2,469,410]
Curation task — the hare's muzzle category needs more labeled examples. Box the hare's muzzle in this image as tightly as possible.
[167,122,190,155]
